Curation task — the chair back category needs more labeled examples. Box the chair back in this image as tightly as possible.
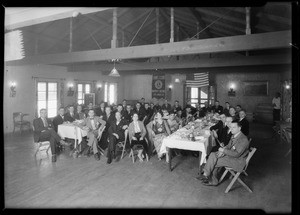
[281,128,291,144]
[244,147,257,171]
[13,112,21,122]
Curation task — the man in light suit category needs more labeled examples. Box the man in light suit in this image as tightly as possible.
[78,109,106,161]
[197,120,249,186]
[33,109,69,162]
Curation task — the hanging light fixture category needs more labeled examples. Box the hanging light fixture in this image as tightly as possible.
[109,59,120,77]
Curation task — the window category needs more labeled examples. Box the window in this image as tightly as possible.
[104,82,117,105]
[37,82,58,118]
[185,85,214,107]
[77,83,91,105]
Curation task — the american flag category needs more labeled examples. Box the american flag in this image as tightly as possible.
[186,72,209,88]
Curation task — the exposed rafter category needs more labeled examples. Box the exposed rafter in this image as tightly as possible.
[189,7,212,38]
[5,31,291,66]
[5,7,113,30]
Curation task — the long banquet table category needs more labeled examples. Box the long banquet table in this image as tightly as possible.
[160,118,216,175]
[57,122,88,149]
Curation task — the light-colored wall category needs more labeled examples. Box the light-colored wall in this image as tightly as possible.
[4,64,123,133]
[214,65,290,114]
[122,73,186,106]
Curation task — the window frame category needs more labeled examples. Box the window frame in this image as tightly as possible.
[36,81,58,119]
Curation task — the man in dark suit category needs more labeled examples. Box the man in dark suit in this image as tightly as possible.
[74,104,85,120]
[52,107,65,132]
[173,100,182,113]
[197,120,249,186]
[107,112,129,164]
[33,108,69,162]
[64,105,76,123]
[144,102,153,126]
[210,114,233,152]
[100,106,116,150]
[133,102,147,122]
[211,100,223,115]
[162,99,172,112]
[239,110,249,137]
[123,104,133,123]
[200,101,211,117]
[95,102,106,118]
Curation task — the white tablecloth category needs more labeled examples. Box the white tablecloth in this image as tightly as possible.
[57,124,88,148]
[161,125,213,165]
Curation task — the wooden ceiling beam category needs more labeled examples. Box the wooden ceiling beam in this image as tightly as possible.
[5,30,291,66]
[68,54,291,72]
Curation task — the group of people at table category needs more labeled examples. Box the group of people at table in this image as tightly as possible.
[33,98,250,186]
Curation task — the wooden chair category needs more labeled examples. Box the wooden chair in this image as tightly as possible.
[219,146,257,193]
[32,125,51,157]
[129,138,149,163]
[13,112,31,134]
[281,128,292,157]
[115,129,129,159]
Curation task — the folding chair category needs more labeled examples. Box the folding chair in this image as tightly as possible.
[32,125,50,157]
[115,129,129,159]
[219,146,257,193]
[129,138,149,163]
[13,112,31,134]
[281,128,291,157]
[97,126,106,156]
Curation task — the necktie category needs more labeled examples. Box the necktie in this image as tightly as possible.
[90,118,96,130]
[43,118,48,127]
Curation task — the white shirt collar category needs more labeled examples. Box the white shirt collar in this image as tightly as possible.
[233,131,241,138]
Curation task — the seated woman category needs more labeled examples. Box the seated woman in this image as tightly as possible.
[146,110,171,160]
[167,111,179,133]
[128,113,148,162]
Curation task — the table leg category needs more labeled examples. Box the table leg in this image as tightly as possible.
[198,151,203,175]
[168,148,172,171]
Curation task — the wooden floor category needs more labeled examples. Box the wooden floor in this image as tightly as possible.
[4,122,291,212]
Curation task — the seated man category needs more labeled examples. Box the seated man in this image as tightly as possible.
[210,116,233,153]
[107,112,129,164]
[78,109,106,161]
[211,100,223,115]
[133,102,147,122]
[197,121,249,186]
[162,99,172,112]
[123,104,133,123]
[64,105,76,123]
[52,107,65,132]
[33,108,69,162]
[209,113,227,152]
[173,100,182,113]
[239,110,249,137]
[74,104,85,120]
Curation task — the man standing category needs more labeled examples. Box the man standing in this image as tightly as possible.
[272,92,281,126]
[78,109,106,161]
[33,109,69,162]
[197,121,249,186]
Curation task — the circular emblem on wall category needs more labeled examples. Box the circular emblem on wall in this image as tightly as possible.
[154,80,163,89]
